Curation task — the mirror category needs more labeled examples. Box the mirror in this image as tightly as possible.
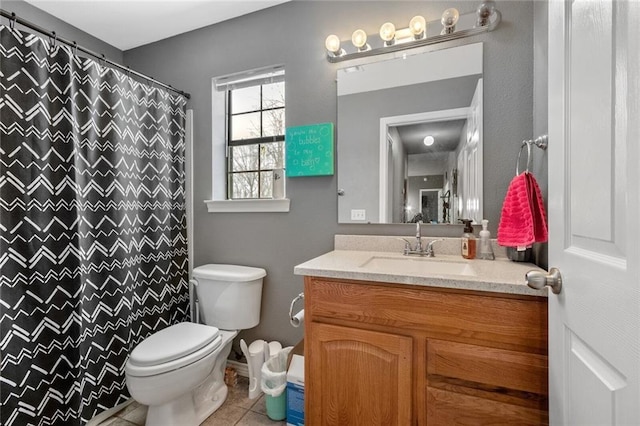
[337,43,483,224]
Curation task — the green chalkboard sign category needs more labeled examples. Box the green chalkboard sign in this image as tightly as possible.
[285,123,334,177]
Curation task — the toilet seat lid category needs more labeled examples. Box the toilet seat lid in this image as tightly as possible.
[129,323,220,367]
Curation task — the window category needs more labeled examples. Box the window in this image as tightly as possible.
[216,66,285,200]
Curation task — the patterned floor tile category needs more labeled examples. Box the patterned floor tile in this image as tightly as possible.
[225,377,259,410]
[116,403,148,425]
[98,417,139,426]
[248,394,267,416]
[236,410,286,426]
[201,402,246,426]
[101,374,288,425]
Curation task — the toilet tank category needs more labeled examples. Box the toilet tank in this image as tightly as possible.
[192,264,266,330]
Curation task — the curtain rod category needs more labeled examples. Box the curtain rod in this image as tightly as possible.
[0,9,191,100]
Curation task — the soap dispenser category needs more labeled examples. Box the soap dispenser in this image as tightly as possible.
[478,219,495,260]
[460,219,476,259]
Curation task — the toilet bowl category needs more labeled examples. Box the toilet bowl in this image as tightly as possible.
[125,264,266,426]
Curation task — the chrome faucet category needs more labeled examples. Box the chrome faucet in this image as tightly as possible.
[425,238,445,257]
[401,222,444,257]
[415,221,423,252]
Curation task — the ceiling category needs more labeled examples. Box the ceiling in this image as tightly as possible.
[394,119,467,155]
[22,0,291,50]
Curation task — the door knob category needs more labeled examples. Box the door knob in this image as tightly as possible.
[526,267,562,294]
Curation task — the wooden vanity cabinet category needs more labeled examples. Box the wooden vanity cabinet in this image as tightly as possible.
[304,276,548,426]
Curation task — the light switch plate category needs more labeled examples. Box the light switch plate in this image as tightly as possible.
[351,209,366,221]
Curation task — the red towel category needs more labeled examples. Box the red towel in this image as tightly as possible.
[497,172,548,247]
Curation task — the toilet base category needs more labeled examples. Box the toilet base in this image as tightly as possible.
[145,391,200,426]
[144,384,228,426]
[143,330,236,426]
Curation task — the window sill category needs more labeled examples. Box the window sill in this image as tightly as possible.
[204,198,290,213]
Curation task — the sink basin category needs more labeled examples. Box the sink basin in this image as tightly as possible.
[359,256,476,277]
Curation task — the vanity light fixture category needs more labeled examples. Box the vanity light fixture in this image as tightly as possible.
[423,136,435,146]
[351,29,370,52]
[440,8,460,35]
[325,34,344,57]
[379,22,396,46]
[323,2,500,63]
[409,15,426,39]
[475,1,497,27]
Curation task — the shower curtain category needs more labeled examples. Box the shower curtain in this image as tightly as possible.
[0,26,189,425]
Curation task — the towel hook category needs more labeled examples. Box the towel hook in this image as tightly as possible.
[516,140,532,175]
[516,135,548,175]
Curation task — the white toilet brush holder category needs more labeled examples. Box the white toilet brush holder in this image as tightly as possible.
[240,339,266,400]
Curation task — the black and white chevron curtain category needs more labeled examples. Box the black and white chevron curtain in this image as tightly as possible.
[0,26,189,425]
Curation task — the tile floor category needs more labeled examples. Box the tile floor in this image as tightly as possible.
[99,377,285,426]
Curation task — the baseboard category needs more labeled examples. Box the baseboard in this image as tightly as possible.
[226,360,249,378]
[86,399,134,426]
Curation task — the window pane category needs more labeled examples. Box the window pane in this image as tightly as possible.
[231,112,261,140]
[260,142,284,169]
[225,75,286,200]
[231,85,260,114]
[230,145,258,172]
[260,171,273,198]
[230,172,259,199]
[263,108,285,137]
[262,82,285,109]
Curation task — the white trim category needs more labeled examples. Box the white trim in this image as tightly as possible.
[205,198,290,213]
[226,360,250,378]
[379,108,469,223]
[210,72,289,206]
[213,65,285,92]
[211,88,227,201]
[185,110,194,279]
[419,189,444,223]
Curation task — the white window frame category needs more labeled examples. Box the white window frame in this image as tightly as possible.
[205,65,289,213]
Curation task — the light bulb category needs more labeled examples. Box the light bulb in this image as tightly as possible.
[476,1,496,27]
[325,34,342,55]
[441,8,460,34]
[409,15,426,39]
[423,136,435,146]
[351,29,368,51]
[379,22,396,45]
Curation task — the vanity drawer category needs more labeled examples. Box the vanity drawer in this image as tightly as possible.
[306,277,548,353]
[426,387,548,425]
[426,339,548,396]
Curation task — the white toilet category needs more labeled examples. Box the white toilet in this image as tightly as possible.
[125,264,266,426]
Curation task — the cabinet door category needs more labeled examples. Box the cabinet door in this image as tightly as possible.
[307,323,413,426]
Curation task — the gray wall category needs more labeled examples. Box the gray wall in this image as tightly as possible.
[338,76,479,223]
[1,0,123,64]
[0,0,542,348]
[124,0,537,348]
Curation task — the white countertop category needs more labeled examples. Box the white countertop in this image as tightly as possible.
[294,236,547,297]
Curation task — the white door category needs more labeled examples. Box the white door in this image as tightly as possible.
[464,78,483,224]
[547,1,640,424]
